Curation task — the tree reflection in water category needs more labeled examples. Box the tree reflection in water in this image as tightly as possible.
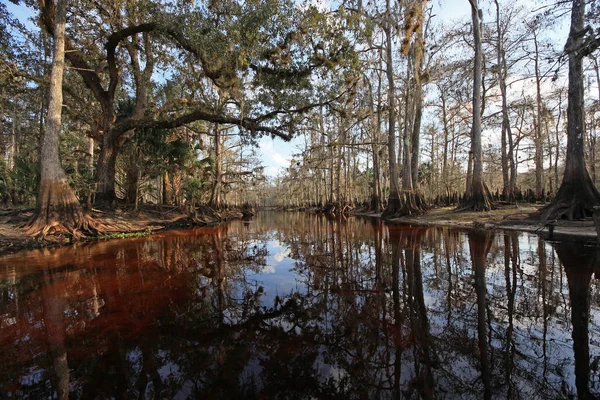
[0,212,598,398]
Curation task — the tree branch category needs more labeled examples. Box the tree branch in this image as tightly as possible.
[113,109,292,141]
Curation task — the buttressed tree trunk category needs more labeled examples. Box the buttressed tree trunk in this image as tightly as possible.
[26,0,97,239]
[542,0,600,220]
[399,11,427,217]
[461,0,492,211]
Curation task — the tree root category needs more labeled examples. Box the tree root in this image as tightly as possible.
[24,211,103,240]
[382,195,402,219]
[24,181,106,240]
[541,179,600,221]
[457,183,494,212]
[383,191,428,219]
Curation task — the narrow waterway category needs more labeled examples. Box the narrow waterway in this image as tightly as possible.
[0,212,599,399]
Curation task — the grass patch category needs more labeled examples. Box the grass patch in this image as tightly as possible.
[96,231,152,240]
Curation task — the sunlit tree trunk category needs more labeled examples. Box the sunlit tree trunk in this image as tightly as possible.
[27,0,96,238]
[533,29,545,201]
[494,0,514,202]
[209,123,222,209]
[463,0,492,211]
[542,0,600,220]
[382,0,401,218]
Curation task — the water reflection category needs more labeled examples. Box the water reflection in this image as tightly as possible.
[0,212,598,398]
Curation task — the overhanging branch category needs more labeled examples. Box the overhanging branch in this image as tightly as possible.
[113,109,292,141]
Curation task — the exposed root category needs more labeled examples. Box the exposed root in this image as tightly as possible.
[25,211,102,240]
[457,183,494,212]
[318,202,354,215]
[241,203,256,217]
[383,191,428,219]
[24,181,103,240]
[397,190,428,217]
[369,195,383,213]
[541,179,600,221]
[382,194,402,219]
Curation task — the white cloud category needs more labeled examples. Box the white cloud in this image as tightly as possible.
[262,265,276,274]
[272,152,290,168]
[273,249,291,263]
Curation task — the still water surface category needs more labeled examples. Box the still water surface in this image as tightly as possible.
[0,212,599,399]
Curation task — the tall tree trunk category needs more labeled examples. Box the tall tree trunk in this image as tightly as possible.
[402,24,427,217]
[8,99,17,171]
[410,76,422,189]
[465,150,473,198]
[494,0,513,202]
[173,167,182,206]
[163,171,171,205]
[209,123,222,209]
[26,0,96,239]
[382,0,401,218]
[370,107,382,212]
[554,92,563,193]
[86,135,94,207]
[533,29,545,201]
[124,149,140,204]
[441,90,449,182]
[463,0,492,211]
[542,0,600,220]
[94,125,118,204]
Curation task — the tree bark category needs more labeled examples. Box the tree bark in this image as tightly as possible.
[494,0,514,202]
[209,123,223,209]
[368,79,383,212]
[382,0,401,218]
[542,0,600,220]
[26,0,97,239]
[462,0,492,211]
[533,29,545,201]
[94,124,118,204]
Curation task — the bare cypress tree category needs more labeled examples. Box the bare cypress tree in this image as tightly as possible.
[494,0,516,202]
[461,0,492,211]
[542,0,600,220]
[382,0,402,218]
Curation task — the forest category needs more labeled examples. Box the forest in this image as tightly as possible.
[2,0,600,239]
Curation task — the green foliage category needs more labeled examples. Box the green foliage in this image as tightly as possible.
[185,176,207,203]
[0,160,10,203]
[128,126,195,177]
[67,169,95,202]
[0,157,39,205]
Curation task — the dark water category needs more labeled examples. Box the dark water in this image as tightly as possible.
[1,212,599,399]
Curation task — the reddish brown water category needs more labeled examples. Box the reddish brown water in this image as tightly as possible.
[0,211,599,399]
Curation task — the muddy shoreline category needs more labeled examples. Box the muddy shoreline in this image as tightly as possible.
[1,203,598,257]
[0,205,249,257]
[350,203,599,240]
